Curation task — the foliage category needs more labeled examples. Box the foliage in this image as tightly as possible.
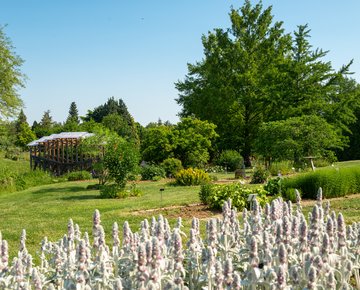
[199,182,269,211]
[140,164,165,181]
[250,166,270,184]
[337,105,360,161]
[66,101,80,124]
[32,110,55,138]
[4,146,21,161]
[215,150,243,171]
[268,160,294,176]
[264,177,282,196]
[103,135,140,189]
[78,128,112,185]
[15,122,36,149]
[0,120,16,151]
[282,167,360,199]
[172,117,218,167]
[256,115,343,163]
[176,1,292,166]
[102,113,139,144]
[0,26,25,119]
[0,167,57,194]
[141,124,174,163]
[62,102,80,131]
[176,1,359,167]
[84,97,132,123]
[100,183,143,199]
[161,157,183,177]
[175,168,211,186]
[65,170,92,181]
[141,117,217,167]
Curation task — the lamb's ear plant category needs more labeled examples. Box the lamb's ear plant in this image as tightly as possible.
[1,188,360,289]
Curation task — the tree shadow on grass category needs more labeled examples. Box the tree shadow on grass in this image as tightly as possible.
[61,195,101,201]
[31,186,100,201]
[31,186,87,195]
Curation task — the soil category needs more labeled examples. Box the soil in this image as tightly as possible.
[133,203,221,220]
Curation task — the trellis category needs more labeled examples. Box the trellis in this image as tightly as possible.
[28,132,94,175]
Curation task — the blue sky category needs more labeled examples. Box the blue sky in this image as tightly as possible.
[1,1,360,126]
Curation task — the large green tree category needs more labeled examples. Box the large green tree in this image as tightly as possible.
[176,1,359,165]
[176,1,291,166]
[255,115,342,164]
[140,117,218,167]
[0,26,25,119]
[141,124,174,163]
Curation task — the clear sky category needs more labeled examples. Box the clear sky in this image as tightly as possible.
[1,1,359,126]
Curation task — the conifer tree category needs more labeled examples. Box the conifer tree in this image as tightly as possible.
[14,109,35,149]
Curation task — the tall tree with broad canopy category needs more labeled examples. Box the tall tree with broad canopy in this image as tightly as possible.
[0,26,25,119]
[255,115,342,164]
[176,1,291,166]
[176,1,359,166]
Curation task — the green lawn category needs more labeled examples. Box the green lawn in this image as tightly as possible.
[0,179,202,260]
[1,158,360,263]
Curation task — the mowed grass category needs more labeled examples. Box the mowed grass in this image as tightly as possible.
[1,159,360,262]
[0,179,201,260]
[0,153,29,174]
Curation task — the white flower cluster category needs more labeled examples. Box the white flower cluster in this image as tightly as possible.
[0,188,360,289]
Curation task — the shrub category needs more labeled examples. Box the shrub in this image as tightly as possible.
[4,146,22,161]
[199,182,269,210]
[100,184,120,198]
[175,168,211,186]
[199,183,214,204]
[250,166,270,184]
[65,170,92,181]
[268,160,294,176]
[100,183,143,199]
[264,177,282,196]
[161,158,183,177]
[104,136,140,189]
[140,164,166,181]
[282,167,360,199]
[216,150,243,171]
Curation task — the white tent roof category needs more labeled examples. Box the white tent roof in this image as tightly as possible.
[28,132,94,147]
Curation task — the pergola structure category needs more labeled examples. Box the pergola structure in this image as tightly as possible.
[28,132,95,175]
